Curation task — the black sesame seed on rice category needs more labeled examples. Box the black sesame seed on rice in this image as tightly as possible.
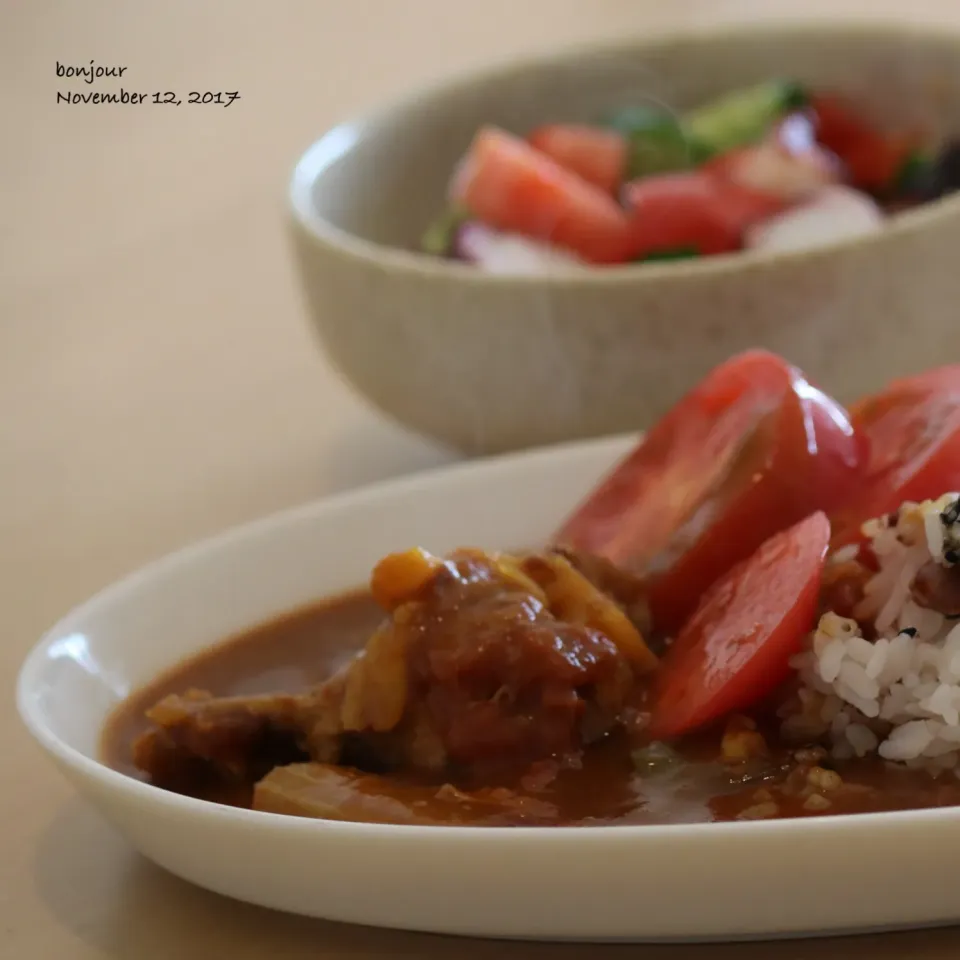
[940,499,960,526]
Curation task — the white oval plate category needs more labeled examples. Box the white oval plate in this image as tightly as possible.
[17,435,960,942]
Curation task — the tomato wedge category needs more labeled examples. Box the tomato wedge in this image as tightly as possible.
[527,124,627,194]
[808,94,870,155]
[830,365,960,547]
[622,171,784,259]
[809,94,916,195]
[450,126,633,263]
[648,511,830,740]
[553,350,863,635]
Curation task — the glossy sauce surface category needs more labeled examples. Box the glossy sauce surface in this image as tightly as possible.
[102,591,960,825]
[103,592,382,786]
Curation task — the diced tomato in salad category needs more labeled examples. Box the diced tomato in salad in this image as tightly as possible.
[527,124,627,195]
[808,94,920,195]
[621,172,784,259]
[422,80,950,271]
[843,134,916,196]
[450,126,633,263]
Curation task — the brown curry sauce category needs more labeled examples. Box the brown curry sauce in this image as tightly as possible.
[101,590,960,826]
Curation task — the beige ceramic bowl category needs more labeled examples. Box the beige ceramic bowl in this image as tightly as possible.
[288,21,960,455]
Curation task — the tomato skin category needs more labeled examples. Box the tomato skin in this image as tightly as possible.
[450,126,633,263]
[553,350,863,636]
[808,94,868,156]
[649,376,862,635]
[831,366,960,546]
[854,363,960,401]
[648,511,831,741]
[844,136,914,195]
[809,94,915,194]
[622,172,783,259]
[527,124,627,194]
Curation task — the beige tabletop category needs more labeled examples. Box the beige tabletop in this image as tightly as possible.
[5,1,960,956]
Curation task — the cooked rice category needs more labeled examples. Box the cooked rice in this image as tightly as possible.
[784,493,960,772]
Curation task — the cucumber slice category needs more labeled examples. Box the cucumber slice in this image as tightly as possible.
[684,79,807,157]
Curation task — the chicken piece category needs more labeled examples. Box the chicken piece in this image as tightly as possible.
[306,547,646,780]
[131,679,428,791]
[253,762,559,826]
[133,547,653,791]
[131,689,309,789]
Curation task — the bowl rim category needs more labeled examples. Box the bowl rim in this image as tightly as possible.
[16,431,960,843]
[288,16,960,288]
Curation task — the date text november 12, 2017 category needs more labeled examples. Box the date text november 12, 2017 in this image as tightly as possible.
[56,60,240,107]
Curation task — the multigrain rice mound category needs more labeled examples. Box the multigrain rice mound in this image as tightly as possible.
[782,493,960,772]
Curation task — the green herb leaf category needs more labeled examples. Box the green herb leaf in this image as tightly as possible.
[420,207,469,256]
[635,246,701,263]
[605,105,703,177]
